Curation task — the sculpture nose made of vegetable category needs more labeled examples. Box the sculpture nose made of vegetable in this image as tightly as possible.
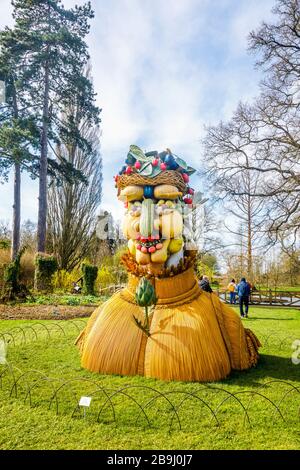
[140,199,155,238]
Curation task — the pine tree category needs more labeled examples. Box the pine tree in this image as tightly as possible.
[10,0,100,252]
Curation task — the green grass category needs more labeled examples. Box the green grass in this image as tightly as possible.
[255,286,300,292]
[24,293,106,306]
[0,306,299,450]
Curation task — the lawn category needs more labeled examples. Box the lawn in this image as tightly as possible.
[0,306,299,450]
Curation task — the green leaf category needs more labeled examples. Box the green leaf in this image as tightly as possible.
[129,145,148,162]
[186,165,196,175]
[174,155,188,170]
[139,161,153,176]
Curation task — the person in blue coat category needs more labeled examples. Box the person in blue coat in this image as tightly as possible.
[237,277,251,318]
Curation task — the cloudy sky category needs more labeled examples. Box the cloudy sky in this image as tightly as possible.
[0,0,275,225]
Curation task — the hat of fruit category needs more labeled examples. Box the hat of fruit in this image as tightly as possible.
[114,145,196,203]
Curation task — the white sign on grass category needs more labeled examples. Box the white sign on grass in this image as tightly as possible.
[0,340,7,364]
[79,396,92,407]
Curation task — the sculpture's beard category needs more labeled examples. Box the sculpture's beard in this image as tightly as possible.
[122,198,184,268]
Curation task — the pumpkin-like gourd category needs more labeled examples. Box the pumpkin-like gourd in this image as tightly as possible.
[128,239,136,256]
[160,209,183,239]
[171,209,183,238]
[140,199,154,238]
[122,214,140,240]
[136,250,150,265]
[169,238,183,254]
[150,239,170,263]
[154,185,182,200]
[118,185,144,202]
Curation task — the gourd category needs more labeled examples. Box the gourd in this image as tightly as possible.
[118,185,143,202]
[168,238,183,254]
[136,250,150,265]
[122,215,140,240]
[128,239,136,256]
[150,239,170,263]
[154,185,182,200]
[171,210,183,238]
[160,210,183,239]
[140,199,154,238]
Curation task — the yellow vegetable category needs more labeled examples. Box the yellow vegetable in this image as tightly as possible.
[168,238,183,254]
[154,185,182,200]
[136,250,150,265]
[128,239,136,256]
[160,210,183,239]
[118,185,143,202]
[122,215,140,240]
[171,209,183,238]
[150,240,170,263]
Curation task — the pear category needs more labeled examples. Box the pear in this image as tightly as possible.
[150,239,170,263]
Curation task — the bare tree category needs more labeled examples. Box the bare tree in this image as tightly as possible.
[47,86,102,271]
[202,0,300,254]
[201,105,267,279]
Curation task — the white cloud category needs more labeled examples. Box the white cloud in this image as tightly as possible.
[0,0,276,225]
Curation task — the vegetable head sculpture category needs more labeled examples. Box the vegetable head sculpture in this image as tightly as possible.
[76,144,261,383]
[115,145,196,274]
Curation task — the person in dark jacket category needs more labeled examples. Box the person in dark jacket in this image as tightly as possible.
[199,275,213,293]
[237,277,251,318]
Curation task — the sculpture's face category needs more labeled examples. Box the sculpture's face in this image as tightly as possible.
[119,184,184,269]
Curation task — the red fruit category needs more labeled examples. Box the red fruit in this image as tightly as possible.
[141,246,148,253]
[156,243,163,250]
[148,246,156,253]
[188,187,194,195]
[152,158,159,166]
[140,236,148,242]
[184,197,193,205]
[114,175,119,182]
[136,235,141,240]
[124,202,128,208]
[182,173,189,183]
[136,244,142,251]
[160,163,167,171]
[134,161,141,169]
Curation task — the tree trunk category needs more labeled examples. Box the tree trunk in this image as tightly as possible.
[37,61,50,253]
[11,83,21,260]
[11,162,21,260]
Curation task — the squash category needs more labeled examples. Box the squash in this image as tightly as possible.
[168,238,183,254]
[154,184,182,200]
[136,249,150,265]
[128,239,136,256]
[171,209,183,238]
[118,185,143,202]
[140,199,154,238]
[122,215,140,240]
[150,239,170,263]
[160,209,183,239]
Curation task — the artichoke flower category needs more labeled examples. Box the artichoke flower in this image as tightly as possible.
[135,277,157,307]
[134,277,157,336]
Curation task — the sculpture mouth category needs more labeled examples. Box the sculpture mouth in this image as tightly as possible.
[136,235,164,254]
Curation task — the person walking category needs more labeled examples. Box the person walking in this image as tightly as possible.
[227,278,237,304]
[237,277,251,318]
[199,275,213,293]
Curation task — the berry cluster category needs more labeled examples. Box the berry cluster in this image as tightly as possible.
[136,235,163,253]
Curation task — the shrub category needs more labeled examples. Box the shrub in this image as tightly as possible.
[82,263,98,296]
[34,253,58,292]
[52,269,81,292]
[1,247,31,301]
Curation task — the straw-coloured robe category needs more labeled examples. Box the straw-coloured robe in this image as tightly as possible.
[76,268,260,382]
